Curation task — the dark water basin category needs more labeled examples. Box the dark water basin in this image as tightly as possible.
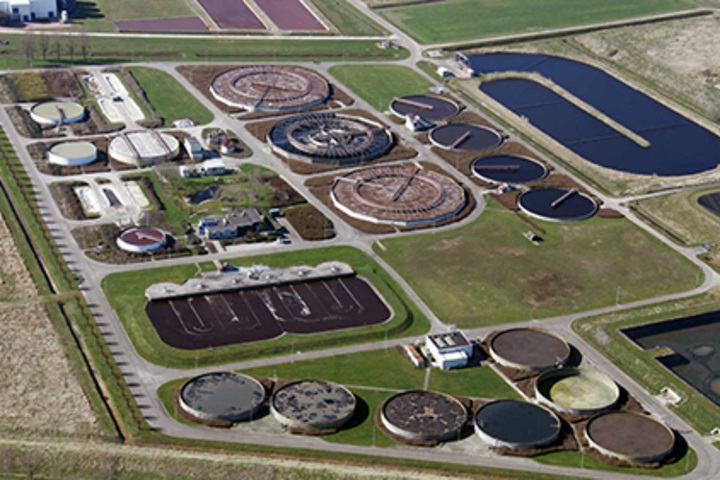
[471,53,720,176]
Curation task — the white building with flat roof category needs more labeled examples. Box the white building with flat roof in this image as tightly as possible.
[425,330,473,370]
[0,0,57,21]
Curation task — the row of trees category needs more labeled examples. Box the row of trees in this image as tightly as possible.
[20,32,91,65]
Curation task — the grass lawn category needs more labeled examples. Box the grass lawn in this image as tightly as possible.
[101,246,430,368]
[244,348,426,391]
[428,366,520,399]
[0,36,406,70]
[534,448,697,477]
[376,198,700,327]
[633,188,720,246]
[127,66,213,126]
[326,388,398,447]
[379,0,694,44]
[328,64,433,111]
[312,0,387,36]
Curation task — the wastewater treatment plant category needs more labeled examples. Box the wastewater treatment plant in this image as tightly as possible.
[0,2,720,480]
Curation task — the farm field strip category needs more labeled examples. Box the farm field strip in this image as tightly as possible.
[378,0,695,44]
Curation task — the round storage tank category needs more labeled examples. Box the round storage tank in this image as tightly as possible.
[179,372,266,423]
[535,368,620,415]
[489,328,571,371]
[270,380,356,431]
[585,412,675,464]
[108,131,180,167]
[474,399,561,449]
[390,95,459,123]
[116,227,167,253]
[429,124,502,151]
[380,390,467,442]
[30,100,85,125]
[518,188,598,222]
[47,141,97,166]
[472,155,547,184]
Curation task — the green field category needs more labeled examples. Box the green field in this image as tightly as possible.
[329,64,433,111]
[101,246,430,368]
[127,66,213,126]
[0,35,406,70]
[379,0,694,44]
[633,188,720,246]
[376,199,700,327]
[312,0,388,36]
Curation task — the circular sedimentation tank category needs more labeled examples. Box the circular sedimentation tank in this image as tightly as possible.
[380,390,467,442]
[30,100,85,125]
[535,368,620,415]
[47,141,97,166]
[268,112,393,165]
[270,380,356,431]
[474,399,561,449]
[116,226,167,253]
[489,328,571,371]
[331,165,466,226]
[472,155,547,184]
[179,372,266,423]
[429,124,502,151]
[210,65,330,112]
[518,188,598,222]
[108,131,180,166]
[390,95,459,122]
[585,412,675,463]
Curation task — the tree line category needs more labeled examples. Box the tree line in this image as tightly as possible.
[20,32,91,65]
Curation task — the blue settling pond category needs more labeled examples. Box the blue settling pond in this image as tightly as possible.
[469,53,720,176]
[623,311,720,407]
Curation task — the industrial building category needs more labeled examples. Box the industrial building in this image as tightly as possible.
[197,209,264,240]
[0,0,58,21]
[179,159,228,178]
[424,330,473,369]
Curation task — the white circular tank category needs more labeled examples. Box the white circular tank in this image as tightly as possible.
[47,141,97,166]
[30,100,85,125]
[108,131,180,167]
